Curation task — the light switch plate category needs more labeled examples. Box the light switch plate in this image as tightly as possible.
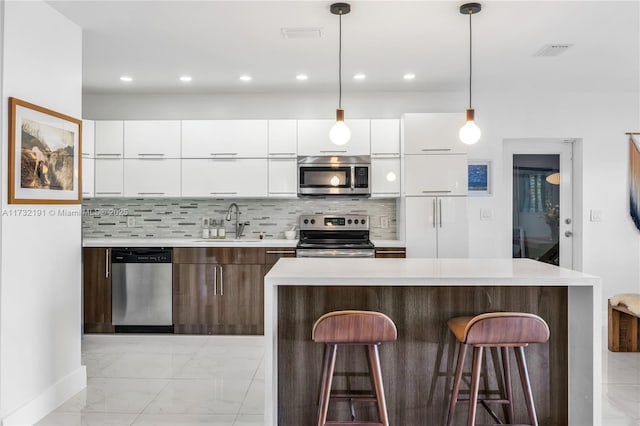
[480,208,493,220]
[590,209,602,222]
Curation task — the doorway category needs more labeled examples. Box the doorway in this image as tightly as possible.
[505,140,575,268]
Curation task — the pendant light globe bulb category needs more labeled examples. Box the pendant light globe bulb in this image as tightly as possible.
[459,120,481,145]
[330,120,351,145]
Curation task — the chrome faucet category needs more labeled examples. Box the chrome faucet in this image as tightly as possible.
[225,203,249,238]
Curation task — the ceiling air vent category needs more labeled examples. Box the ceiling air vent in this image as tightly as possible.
[281,27,322,39]
[534,44,573,57]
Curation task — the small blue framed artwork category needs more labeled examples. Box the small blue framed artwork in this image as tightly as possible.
[468,160,491,196]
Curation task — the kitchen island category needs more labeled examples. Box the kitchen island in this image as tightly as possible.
[264,258,601,426]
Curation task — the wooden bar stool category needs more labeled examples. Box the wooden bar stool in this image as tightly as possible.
[445,312,550,426]
[312,310,397,426]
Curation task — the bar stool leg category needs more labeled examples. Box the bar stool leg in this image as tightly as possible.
[514,346,539,426]
[501,346,514,423]
[446,343,468,426]
[317,344,338,426]
[467,346,484,426]
[367,344,390,426]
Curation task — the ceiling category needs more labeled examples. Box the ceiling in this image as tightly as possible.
[47,1,639,95]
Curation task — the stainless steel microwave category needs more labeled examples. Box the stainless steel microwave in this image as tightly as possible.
[297,156,371,196]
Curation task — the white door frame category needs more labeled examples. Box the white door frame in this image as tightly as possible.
[504,138,582,270]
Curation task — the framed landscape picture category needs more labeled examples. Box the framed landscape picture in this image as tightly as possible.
[8,97,82,204]
[468,160,491,196]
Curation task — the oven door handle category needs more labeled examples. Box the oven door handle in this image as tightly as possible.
[297,249,375,258]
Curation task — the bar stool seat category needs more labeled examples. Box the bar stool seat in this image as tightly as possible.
[446,312,550,426]
[312,310,397,426]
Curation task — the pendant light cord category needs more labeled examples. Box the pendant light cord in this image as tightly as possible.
[338,12,343,109]
[469,11,472,109]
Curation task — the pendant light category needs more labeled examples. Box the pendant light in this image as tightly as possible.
[459,3,482,145]
[329,3,351,146]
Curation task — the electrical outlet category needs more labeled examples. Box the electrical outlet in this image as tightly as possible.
[127,216,135,227]
[380,216,389,229]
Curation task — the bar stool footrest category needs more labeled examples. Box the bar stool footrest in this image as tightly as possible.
[325,423,384,426]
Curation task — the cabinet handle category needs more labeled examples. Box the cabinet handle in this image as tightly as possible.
[96,153,122,157]
[138,153,165,156]
[210,192,237,195]
[420,148,451,152]
[105,248,109,278]
[371,152,400,156]
[439,199,443,228]
[320,150,347,153]
[82,153,92,157]
[432,199,436,228]
[219,266,224,296]
[213,265,217,296]
[268,158,296,162]
[210,153,238,156]
[422,190,452,193]
[269,192,296,195]
[137,192,165,195]
[96,191,122,195]
[269,153,296,156]
[266,250,296,254]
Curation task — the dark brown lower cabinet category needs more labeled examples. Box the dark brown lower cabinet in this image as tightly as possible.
[173,247,265,335]
[82,247,114,333]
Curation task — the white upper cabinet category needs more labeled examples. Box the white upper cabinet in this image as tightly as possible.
[268,158,297,198]
[402,113,467,154]
[123,159,180,197]
[371,157,401,198]
[124,120,181,158]
[404,154,468,196]
[95,120,124,157]
[268,120,297,157]
[181,159,267,197]
[94,158,123,197]
[82,158,94,198]
[181,120,268,158]
[370,119,400,156]
[297,119,370,156]
[82,120,95,158]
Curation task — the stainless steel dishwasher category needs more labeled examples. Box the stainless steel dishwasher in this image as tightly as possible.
[111,248,173,333]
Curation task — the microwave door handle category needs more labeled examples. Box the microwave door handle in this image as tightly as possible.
[351,166,355,191]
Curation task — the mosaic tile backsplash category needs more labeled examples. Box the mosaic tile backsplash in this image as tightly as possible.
[82,198,398,240]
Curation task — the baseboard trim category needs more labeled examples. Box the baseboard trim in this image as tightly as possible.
[2,365,87,426]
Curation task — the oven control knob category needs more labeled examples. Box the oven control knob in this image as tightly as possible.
[347,219,352,224]
[310,219,316,224]
[361,219,366,225]
[303,219,309,224]
[354,219,359,224]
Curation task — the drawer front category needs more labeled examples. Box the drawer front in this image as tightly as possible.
[173,247,266,264]
[374,248,406,258]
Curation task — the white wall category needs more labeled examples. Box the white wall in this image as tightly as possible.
[1,1,85,424]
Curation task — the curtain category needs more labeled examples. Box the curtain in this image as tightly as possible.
[630,136,640,231]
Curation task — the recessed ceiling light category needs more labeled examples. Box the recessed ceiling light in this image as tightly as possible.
[180,75,192,82]
[296,74,309,81]
[403,73,416,80]
[120,76,133,82]
[239,75,252,82]
[353,73,366,80]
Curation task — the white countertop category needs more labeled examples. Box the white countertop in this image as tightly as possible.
[264,257,600,287]
[82,238,405,248]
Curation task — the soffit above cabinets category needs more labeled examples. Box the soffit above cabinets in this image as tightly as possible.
[46,1,639,94]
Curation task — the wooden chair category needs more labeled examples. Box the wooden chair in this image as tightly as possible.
[312,310,397,426]
[445,312,550,426]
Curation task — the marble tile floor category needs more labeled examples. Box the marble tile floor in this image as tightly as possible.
[37,332,639,426]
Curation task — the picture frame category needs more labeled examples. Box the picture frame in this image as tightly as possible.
[468,160,492,196]
[8,97,82,204]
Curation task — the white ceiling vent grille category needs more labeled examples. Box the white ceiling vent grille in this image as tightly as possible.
[534,44,573,57]
[281,27,322,39]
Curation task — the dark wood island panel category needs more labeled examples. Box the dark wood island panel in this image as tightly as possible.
[278,286,567,426]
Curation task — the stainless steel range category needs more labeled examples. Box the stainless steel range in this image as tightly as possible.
[296,214,375,258]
